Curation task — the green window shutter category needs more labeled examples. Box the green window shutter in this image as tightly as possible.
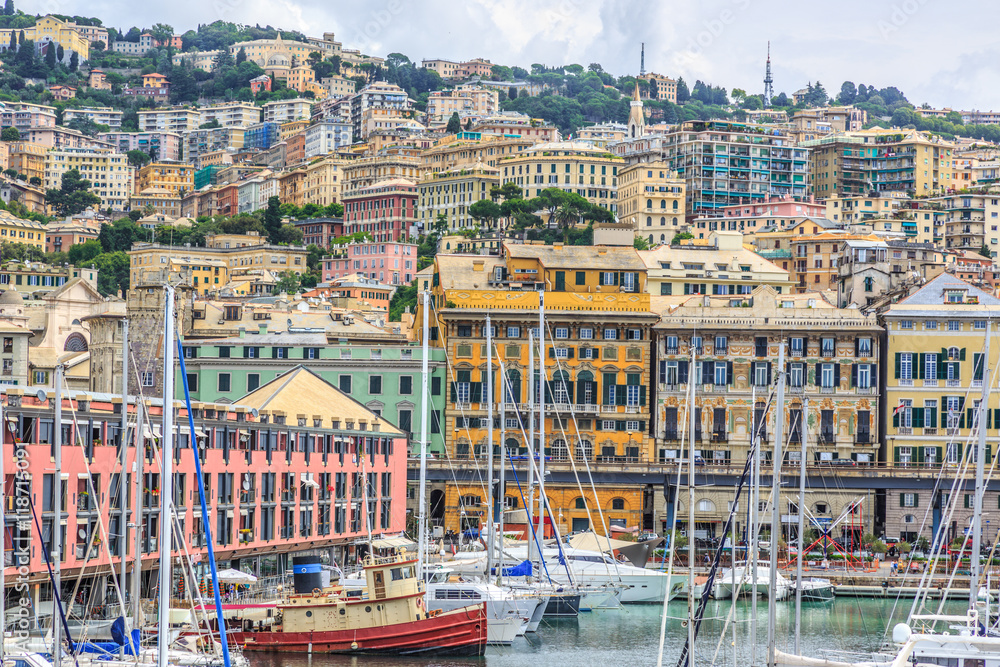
[639,385,646,406]
[626,373,641,385]
[575,271,586,285]
[912,408,924,428]
[616,385,626,406]
[894,352,901,379]
[960,348,966,361]
[898,492,904,507]
[894,447,900,465]
[975,353,984,381]
[928,407,937,428]
[893,412,899,428]
[917,353,925,379]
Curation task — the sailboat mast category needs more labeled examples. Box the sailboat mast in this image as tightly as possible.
[0,387,4,666]
[119,319,129,613]
[537,292,545,548]
[795,397,808,655]
[132,399,145,624]
[687,348,696,667]
[766,343,786,667]
[486,314,494,578]
[158,285,175,667]
[970,330,990,606]
[498,359,507,586]
[527,331,535,567]
[417,292,430,582]
[53,363,63,667]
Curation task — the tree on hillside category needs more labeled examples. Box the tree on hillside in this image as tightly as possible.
[273,270,300,295]
[126,150,152,168]
[149,23,173,45]
[676,77,690,103]
[45,169,101,216]
[91,251,130,296]
[69,51,78,71]
[468,199,501,230]
[445,112,461,133]
[67,239,102,265]
[263,195,282,242]
[838,81,857,105]
[0,127,19,141]
[235,46,246,65]
[3,0,14,16]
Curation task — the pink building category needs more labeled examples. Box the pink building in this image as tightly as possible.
[1,366,406,603]
[341,179,418,243]
[0,103,57,130]
[323,240,418,286]
[98,131,183,162]
[720,196,825,218]
[20,127,114,150]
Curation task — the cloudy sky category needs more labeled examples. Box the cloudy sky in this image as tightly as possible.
[50,0,997,110]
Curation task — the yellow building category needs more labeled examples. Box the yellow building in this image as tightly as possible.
[637,73,677,103]
[341,148,421,194]
[617,161,685,243]
[417,243,659,535]
[135,162,195,196]
[280,119,309,141]
[0,210,46,249]
[8,142,46,184]
[303,155,347,207]
[229,35,314,79]
[284,64,326,97]
[883,274,1000,543]
[417,164,499,232]
[44,148,133,212]
[498,140,623,213]
[426,85,499,124]
[0,15,90,62]
[128,237,308,296]
[420,133,533,178]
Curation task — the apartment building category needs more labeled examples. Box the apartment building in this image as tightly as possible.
[806,129,956,197]
[637,73,677,103]
[341,179,418,243]
[416,243,658,535]
[98,131,183,162]
[302,155,347,208]
[304,120,353,158]
[135,162,195,196]
[185,127,246,165]
[420,58,493,80]
[420,132,533,177]
[835,239,944,309]
[348,82,413,140]
[0,102,57,130]
[8,142,46,183]
[651,286,881,539]
[263,98,313,124]
[883,274,1000,544]
[499,140,623,213]
[62,107,123,130]
[321,75,357,100]
[293,218,343,248]
[426,85,499,124]
[138,107,200,134]
[341,147,421,193]
[617,161,685,242]
[323,240,417,285]
[919,192,1000,255]
[44,148,133,211]
[638,231,792,296]
[417,164,499,232]
[0,15,90,61]
[0,210,46,250]
[471,113,560,144]
[199,102,261,128]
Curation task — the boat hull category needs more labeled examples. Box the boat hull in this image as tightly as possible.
[230,605,487,656]
[543,593,580,617]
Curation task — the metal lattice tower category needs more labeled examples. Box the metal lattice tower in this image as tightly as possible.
[640,42,646,76]
[763,41,774,107]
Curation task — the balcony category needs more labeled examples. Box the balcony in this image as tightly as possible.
[923,428,937,436]
[703,384,728,394]
[819,433,836,445]
[946,379,961,388]
[898,379,914,387]
[855,386,876,395]
[923,379,939,388]
[239,530,254,544]
[820,386,836,394]
[897,427,913,435]
[855,434,871,445]
[665,347,679,356]
[788,385,804,394]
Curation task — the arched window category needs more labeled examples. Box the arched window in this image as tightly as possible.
[575,439,593,462]
[903,514,916,524]
[611,497,626,511]
[696,499,715,512]
[648,234,654,244]
[552,369,570,404]
[576,371,594,405]
[551,438,568,461]
[673,200,679,210]
[64,332,88,352]
[948,346,960,360]
[660,216,666,226]
[660,200,666,209]
[672,217,678,226]
[646,199,652,209]
[646,216,652,227]
[505,437,522,456]
[574,497,586,509]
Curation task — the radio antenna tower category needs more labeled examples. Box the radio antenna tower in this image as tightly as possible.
[763,41,774,107]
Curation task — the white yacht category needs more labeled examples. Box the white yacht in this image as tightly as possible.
[492,547,681,604]
[716,563,792,601]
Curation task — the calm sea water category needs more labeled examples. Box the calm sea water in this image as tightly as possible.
[244,597,967,667]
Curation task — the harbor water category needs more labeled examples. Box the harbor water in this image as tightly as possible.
[244,597,968,667]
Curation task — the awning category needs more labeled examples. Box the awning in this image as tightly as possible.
[142,425,162,439]
[370,536,417,551]
[567,531,665,568]
[299,472,319,489]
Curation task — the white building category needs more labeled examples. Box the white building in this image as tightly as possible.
[303,120,352,159]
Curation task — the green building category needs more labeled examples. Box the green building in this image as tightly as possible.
[177,332,448,453]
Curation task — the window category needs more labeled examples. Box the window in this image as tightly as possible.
[141,372,154,387]
[820,338,835,357]
[975,320,986,330]
[714,362,727,385]
[901,493,917,508]
[555,327,569,339]
[507,326,520,338]
[947,320,960,331]
[369,376,382,394]
[603,328,617,340]
[580,328,593,340]
[857,364,871,388]
[899,352,913,381]
[789,363,804,387]
[338,375,352,393]
[601,271,615,286]
[627,329,642,340]
[924,353,938,380]
[554,347,568,359]
[714,336,727,354]
[789,337,804,356]
[247,374,260,392]
[218,373,231,392]
[752,362,769,387]
[611,498,626,511]
[691,336,703,353]
[900,320,913,329]
[925,321,938,330]
[820,364,834,388]
[399,375,413,395]
[857,338,872,357]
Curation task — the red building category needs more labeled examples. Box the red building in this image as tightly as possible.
[294,217,343,247]
[250,75,272,95]
[341,179,418,243]
[1,366,407,605]
[216,183,239,216]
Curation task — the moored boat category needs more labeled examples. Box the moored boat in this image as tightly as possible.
[230,552,486,656]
